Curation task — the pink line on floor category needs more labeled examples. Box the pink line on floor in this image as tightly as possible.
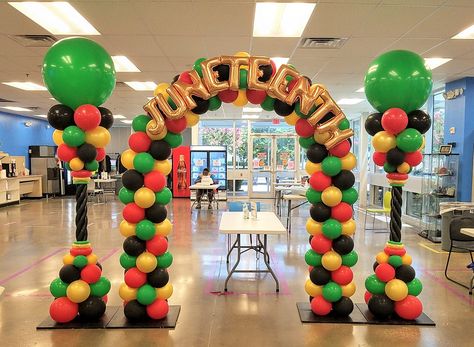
[423,270,474,306]
[99,248,119,263]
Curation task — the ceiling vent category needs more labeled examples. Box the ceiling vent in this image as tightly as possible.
[299,37,348,49]
[0,98,15,103]
[10,34,57,47]
[115,81,128,88]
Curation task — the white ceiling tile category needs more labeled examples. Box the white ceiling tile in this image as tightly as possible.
[384,38,446,54]
[251,38,300,57]
[204,36,251,56]
[155,36,207,57]
[423,40,474,59]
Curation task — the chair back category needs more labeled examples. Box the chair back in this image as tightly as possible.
[228,201,261,212]
[449,217,474,242]
[87,180,95,192]
[383,191,392,211]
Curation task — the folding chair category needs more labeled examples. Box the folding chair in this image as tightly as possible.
[363,191,391,232]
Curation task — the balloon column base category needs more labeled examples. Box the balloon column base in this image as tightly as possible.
[296,302,367,324]
[37,306,119,330]
[106,305,180,329]
[356,303,435,326]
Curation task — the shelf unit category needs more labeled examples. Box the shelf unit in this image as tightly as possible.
[0,178,20,206]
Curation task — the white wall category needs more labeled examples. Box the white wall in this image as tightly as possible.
[107,127,132,156]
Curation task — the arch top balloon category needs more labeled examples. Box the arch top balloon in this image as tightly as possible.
[42,37,116,110]
[364,50,433,113]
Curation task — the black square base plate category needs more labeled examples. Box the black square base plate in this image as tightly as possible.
[296,302,367,324]
[37,306,119,330]
[106,305,180,329]
[355,303,435,326]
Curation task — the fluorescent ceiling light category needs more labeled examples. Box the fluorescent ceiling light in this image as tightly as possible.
[9,2,100,35]
[1,106,32,112]
[337,98,364,105]
[113,114,126,119]
[424,58,452,70]
[3,82,47,91]
[356,87,364,93]
[242,115,260,119]
[243,107,262,113]
[112,56,140,72]
[452,25,474,39]
[253,2,315,37]
[125,81,157,91]
[121,120,133,124]
[34,114,47,118]
[272,57,289,68]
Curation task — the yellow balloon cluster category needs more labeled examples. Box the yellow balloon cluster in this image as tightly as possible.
[372,131,396,153]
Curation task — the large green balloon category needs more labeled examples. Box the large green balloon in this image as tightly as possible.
[305,249,322,267]
[407,278,423,296]
[364,50,432,113]
[90,277,111,297]
[50,277,68,298]
[42,37,116,109]
[62,126,85,147]
[365,274,386,295]
[396,128,423,152]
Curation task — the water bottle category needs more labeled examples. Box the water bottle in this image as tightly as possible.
[251,202,257,219]
[243,203,249,219]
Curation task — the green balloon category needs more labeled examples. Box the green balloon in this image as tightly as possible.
[193,57,206,77]
[342,251,358,267]
[62,126,85,147]
[73,255,88,268]
[322,282,342,302]
[90,277,111,297]
[321,156,342,176]
[42,37,115,109]
[342,188,358,205]
[365,274,386,294]
[132,115,151,132]
[164,132,183,148]
[322,218,342,239]
[65,162,71,171]
[208,96,222,111]
[239,69,248,89]
[396,128,423,152]
[295,101,317,119]
[261,96,275,111]
[299,136,315,149]
[136,219,156,241]
[364,50,433,113]
[388,255,403,268]
[168,97,177,110]
[50,277,68,298]
[305,249,322,267]
[339,118,350,130]
[119,187,135,204]
[85,160,99,172]
[119,252,137,269]
[407,278,423,296]
[133,152,155,173]
[157,252,173,268]
[137,284,156,305]
[384,162,396,173]
[156,187,172,205]
[306,188,322,204]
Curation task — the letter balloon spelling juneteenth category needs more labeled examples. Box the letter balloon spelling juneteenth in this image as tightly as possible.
[363,50,432,320]
[42,38,115,323]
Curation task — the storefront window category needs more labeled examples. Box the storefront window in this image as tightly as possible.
[350,118,360,171]
[235,120,248,169]
[198,120,233,168]
[406,192,422,218]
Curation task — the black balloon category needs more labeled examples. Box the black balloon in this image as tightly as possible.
[368,294,394,319]
[259,65,273,82]
[306,143,328,163]
[98,107,114,129]
[146,203,167,223]
[333,297,354,316]
[78,296,106,320]
[96,262,102,270]
[318,111,335,125]
[172,74,179,84]
[310,202,331,222]
[395,265,416,283]
[122,170,144,191]
[386,148,405,167]
[274,100,295,117]
[124,300,148,321]
[149,140,171,161]
[309,235,313,244]
[332,170,355,190]
[332,235,354,255]
[123,236,146,257]
[303,75,312,85]
[373,261,379,272]
[147,268,169,288]
[47,104,75,130]
[365,112,384,136]
[59,265,81,283]
[309,296,314,303]
[77,143,97,163]
[214,64,230,82]
[191,96,210,115]
[408,110,431,134]
[310,266,331,285]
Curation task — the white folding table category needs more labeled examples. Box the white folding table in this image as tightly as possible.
[189,183,220,209]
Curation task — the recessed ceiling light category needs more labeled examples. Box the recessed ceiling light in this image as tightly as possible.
[337,98,364,105]
[9,2,100,35]
[452,25,474,39]
[1,106,32,112]
[424,58,452,70]
[124,81,157,91]
[271,57,289,68]
[3,82,47,91]
[242,115,260,119]
[112,56,140,72]
[121,120,133,124]
[113,114,126,119]
[34,114,47,118]
[243,107,262,113]
[356,87,364,93]
[253,2,316,37]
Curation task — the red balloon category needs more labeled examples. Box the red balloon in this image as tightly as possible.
[124,267,147,288]
[49,297,78,323]
[310,234,332,254]
[70,247,92,256]
[123,203,145,224]
[102,295,108,304]
[80,264,102,284]
[331,202,353,222]
[394,295,423,320]
[57,144,77,162]
[381,108,408,135]
[375,263,395,283]
[309,172,332,192]
[147,235,168,256]
[310,295,332,316]
[129,132,152,153]
[96,148,106,161]
[74,104,101,131]
[178,71,192,84]
[329,140,351,158]
[144,171,166,192]
[71,170,92,178]
[287,78,298,92]
[404,151,423,166]
[373,152,386,166]
[308,266,314,272]
[146,299,169,319]
[165,117,187,134]
[295,118,314,137]
[331,265,353,285]
[364,291,372,304]
[384,245,406,256]
[218,90,238,103]
[246,89,267,104]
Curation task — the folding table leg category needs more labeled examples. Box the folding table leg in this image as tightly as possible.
[262,234,279,292]
[225,234,241,291]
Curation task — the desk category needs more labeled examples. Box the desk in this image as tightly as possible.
[189,184,220,209]
[219,212,286,292]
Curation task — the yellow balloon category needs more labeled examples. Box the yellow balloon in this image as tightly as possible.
[340,153,357,170]
[120,220,136,237]
[235,51,250,57]
[341,282,356,297]
[314,131,331,145]
[401,253,412,265]
[233,90,248,107]
[321,251,342,271]
[420,136,426,151]
[397,162,411,174]
[376,251,389,264]
[153,160,172,176]
[63,253,74,265]
[185,111,200,127]
[146,121,167,140]
[69,157,84,171]
[136,252,158,273]
[305,279,323,297]
[305,161,321,175]
[121,149,136,170]
[306,218,322,235]
[385,279,408,301]
[341,219,356,236]
[321,186,342,207]
[156,219,173,237]
[85,126,111,148]
[87,253,98,265]
[119,283,137,301]
[156,282,173,300]
[154,82,170,98]
[66,280,90,303]
[372,131,396,153]
[53,130,64,146]
[285,112,299,126]
[134,187,156,209]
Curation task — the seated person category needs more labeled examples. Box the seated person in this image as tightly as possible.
[194,168,217,209]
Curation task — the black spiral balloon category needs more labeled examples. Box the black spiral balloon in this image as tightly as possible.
[389,186,402,242]
[75,184,88,241]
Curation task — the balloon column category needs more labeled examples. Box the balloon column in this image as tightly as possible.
[363,50,432,320]
[42,37,116,323]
